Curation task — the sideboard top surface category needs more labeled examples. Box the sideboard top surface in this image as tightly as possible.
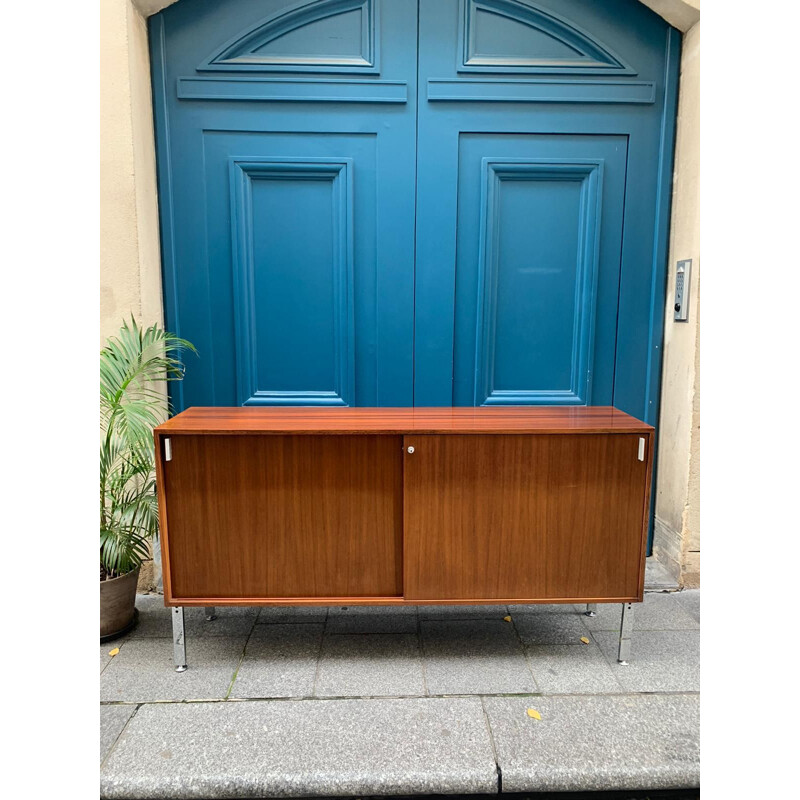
[156,406,653,435]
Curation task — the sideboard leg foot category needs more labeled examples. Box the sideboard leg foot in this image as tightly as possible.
[584,603,597,617]
[205,606,217,621]
[172,607,188,672]
[617,602,634,665]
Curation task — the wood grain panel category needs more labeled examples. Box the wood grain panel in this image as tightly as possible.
[156,406,653,435]
[403,434,650,601]
[161,435,403,600]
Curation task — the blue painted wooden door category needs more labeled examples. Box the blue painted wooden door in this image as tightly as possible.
[413,0,680,421]
[151,0,419,409]
[151,0,679,424]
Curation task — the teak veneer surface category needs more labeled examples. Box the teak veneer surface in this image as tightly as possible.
[404,434,650,601]
[154,407,653,606]
[155,406,652,435]
[160,435,403,599]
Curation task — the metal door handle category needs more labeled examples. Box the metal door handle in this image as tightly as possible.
[406,446,415,454]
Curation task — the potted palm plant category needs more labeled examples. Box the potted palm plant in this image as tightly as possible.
[100,318,195,641]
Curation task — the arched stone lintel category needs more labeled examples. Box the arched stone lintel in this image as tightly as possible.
[636,0,699,32]
[132,0,700,33]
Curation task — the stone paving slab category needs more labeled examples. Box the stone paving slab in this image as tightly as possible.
[124,594,175,637]
[507,602,577,616]
[257,606,329,625]
[577,593,699,632]
[101,641,128,674]
[421,619,535,695]
[483,693,700,792]
[128,595,259,638]
[194,608,260,638]
[511,605,590,645]
[100,590,700,797]
[418,604,508,620]
[101,636,247,703]
[100,705,137,765]
[315,633,425,697]
[326,605,418,634]
[231,624,323,699]
[644,557,680,590]
[674,589,700,622]
[524,643,622,694]
[100,697,499,799]
[593,630,700,692]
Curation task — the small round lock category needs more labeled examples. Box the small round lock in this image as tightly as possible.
[406,446,415,454]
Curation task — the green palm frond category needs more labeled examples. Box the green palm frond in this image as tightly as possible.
[100,317,195,578]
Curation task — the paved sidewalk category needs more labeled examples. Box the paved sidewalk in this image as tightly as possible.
[100,584,699,798]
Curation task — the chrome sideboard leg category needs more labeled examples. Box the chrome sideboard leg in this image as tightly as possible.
[205,606,217,621]
[584,603,597,617]
[172,607,187,672]
[617,602,635,665]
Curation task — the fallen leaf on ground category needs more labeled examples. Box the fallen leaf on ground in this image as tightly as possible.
[526,708,541,720]
[108,647,120,657]
[579,636,590,644]
[503,615,512,622]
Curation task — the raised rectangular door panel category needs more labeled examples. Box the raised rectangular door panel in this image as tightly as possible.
[403,433,651,602]
[160,434,403,601]
[452,134,628,408]
[230,157,355,406]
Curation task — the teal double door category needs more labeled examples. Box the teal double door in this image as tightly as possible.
[151,0,679,421]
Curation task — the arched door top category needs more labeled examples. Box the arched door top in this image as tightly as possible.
[460,0,636,74]
[199,0,379,73]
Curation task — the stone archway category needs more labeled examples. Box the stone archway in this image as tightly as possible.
[134,0,699,28]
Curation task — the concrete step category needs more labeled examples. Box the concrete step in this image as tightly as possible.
[100,694,699,798]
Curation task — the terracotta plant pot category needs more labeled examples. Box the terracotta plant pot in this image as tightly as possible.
[100,566,140,641]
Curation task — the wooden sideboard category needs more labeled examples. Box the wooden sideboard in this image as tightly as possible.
[155,407,654,669]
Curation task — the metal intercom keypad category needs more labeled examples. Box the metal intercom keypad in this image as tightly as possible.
[674,259,692,321]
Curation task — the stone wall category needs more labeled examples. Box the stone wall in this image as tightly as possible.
[653,21,701,588]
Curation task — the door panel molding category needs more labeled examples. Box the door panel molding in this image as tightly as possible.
[229,157,355,406]
[426,78,654,104]
[458,0,636,74]
[447,132,627,408]
[178,77,408,104]
[475,158,603,406]
[199,0,380,74]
